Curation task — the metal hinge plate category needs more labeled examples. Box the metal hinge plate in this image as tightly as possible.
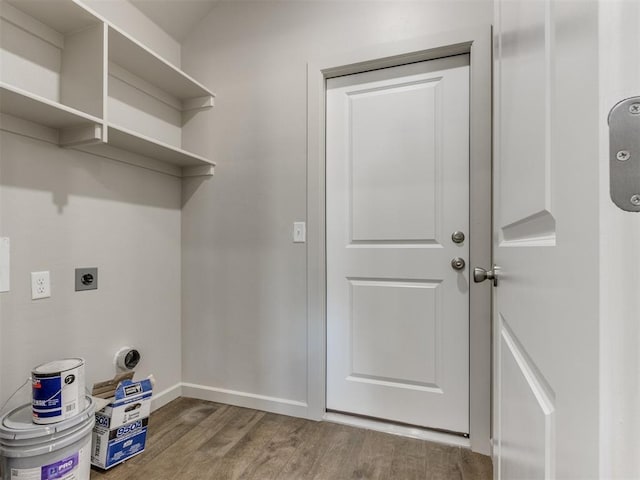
[609,96,640,212]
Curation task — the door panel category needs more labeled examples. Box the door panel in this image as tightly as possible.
[349,78,440,242]
[326,55,470,432]
[349,279,440,389]
[493,0,600,477]
[499,317,554,479]
[499,0,555,240]
[494,0,558,476]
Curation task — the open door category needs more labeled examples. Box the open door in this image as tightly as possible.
[489,0,602,477]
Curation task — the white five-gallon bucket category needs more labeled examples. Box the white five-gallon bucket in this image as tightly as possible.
[31,359,85,425]
[0,396,94,480]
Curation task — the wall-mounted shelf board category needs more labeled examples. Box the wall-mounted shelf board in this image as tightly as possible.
[0,83,102,129]
[109,27,215,104]
[4,0,100,35]
[72,123,215,177]
[106,124,214,168]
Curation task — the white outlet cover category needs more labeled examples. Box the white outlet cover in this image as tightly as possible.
[31,271,51,300]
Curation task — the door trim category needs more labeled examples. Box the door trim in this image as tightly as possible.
[305,26,493,455]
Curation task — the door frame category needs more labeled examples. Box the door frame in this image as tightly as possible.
[305,27,493,454]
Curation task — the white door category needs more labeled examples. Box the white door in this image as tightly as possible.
[326,55,470,433]
[492,0,601,477]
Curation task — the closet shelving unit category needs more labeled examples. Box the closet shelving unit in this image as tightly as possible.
[0,0,215,177]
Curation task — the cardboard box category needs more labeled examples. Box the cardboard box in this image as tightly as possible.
[91,379,153,470]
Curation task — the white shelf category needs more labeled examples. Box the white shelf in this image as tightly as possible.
[4,0,100,35]
[0,83,102,129]
[109,26,215,102]
[72,123,214,176]
[106,124,215,168]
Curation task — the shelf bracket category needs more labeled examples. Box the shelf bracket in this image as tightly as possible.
[59,124,103,147]
[182,95,215,112]
[182,165,215,177]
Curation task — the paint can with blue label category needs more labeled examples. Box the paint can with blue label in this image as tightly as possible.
[31,359,85,425]
[0,396,94,480]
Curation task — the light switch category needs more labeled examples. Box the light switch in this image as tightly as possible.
[0,237,9,293]
[293,222,306,243]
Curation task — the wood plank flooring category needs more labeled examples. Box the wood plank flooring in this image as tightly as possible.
[90,398,492,480]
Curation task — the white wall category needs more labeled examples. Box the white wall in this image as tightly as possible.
[599,1,640,477]
[0,132,183,410]
[180,1,492,411]
[80,0,181,67]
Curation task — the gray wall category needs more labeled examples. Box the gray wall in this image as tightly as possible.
[81,0,182,67]
[0,1,183,409]
[181,1,492,406]
[0,133,182,407]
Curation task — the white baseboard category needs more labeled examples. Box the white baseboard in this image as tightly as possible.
[181,382,309,418]
[323,412,471,448]
[151,382,182,412]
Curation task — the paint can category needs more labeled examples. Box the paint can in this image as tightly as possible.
[31,359,85,425]
[0,396,94,480]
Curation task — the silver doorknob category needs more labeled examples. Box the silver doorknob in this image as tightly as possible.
[473,266,499,286]
[451,257,466,270]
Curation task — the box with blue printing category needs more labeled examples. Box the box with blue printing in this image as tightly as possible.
[91,379,153,469]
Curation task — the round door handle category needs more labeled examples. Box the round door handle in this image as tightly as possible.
[473,266,499,286]
[451,257,466,270]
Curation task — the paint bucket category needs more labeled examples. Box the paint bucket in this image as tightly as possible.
[31,359,85,425]
[0,396,94,480]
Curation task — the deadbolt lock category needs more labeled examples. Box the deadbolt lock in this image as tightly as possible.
[451,231,465,244]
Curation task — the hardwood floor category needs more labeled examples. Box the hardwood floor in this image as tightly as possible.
[90,398,492,480]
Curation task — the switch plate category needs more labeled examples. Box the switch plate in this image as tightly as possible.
[293,222,306,243]
[75,267,98,291]
[31,271,51,300]
[0,238,9,293]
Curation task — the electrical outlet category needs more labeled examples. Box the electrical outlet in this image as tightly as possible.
[75,267,97,291]
[31,271,51,300]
